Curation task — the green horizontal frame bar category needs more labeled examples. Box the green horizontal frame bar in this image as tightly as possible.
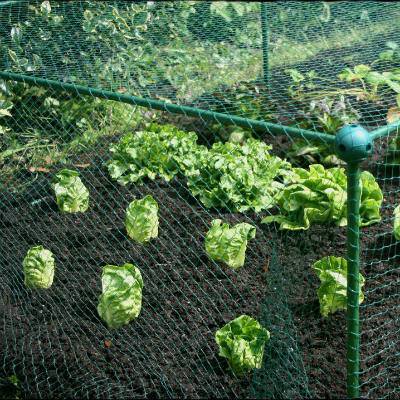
[0,71,334,144]
[369,119,400,141]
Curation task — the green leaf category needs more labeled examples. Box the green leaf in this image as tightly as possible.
[23,245,55,289]
[262,165,382,230]
[187,139,290,212]
[379,50,395,62]
[97,263,143,329]
[286,68,305,83]
[312,256,365,317]
[125,195,159,244]
[205,219,256,269]
[215,315,270,375]
[359,171,383,226]
[52,169,89,213]
[108,123,204,185]
[338,65,370,82]
[394,205,400,240]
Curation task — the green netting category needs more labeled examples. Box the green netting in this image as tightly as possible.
[0,1,399,399]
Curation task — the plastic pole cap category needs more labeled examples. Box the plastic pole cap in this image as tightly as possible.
[334,124,373,163]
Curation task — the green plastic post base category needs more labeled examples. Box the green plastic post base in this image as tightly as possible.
[335,124,373,163]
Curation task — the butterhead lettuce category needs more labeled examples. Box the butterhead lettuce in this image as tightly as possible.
[52,169,89,213]
[23,245,55,289]
[125,195,159,244]
[97,263,143,329]
[215,315,270,375]
[205,219,256,269]
[262,164,382,230]
[312,256,365,317]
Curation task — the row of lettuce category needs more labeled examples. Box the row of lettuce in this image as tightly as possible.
[22,122,399,376]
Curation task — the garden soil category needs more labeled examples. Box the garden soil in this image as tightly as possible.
[0,158,397,398]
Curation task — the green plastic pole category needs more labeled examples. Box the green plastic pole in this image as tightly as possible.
[346,162,362,399]
[260,2,269,87]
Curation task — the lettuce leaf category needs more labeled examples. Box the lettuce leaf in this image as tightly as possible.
[215,315,270,375]
[262,164,382,230]
[312,256,365,317]
[97,263,143,329]
[52,169,89,213]
[108,123,205,185]
[359,171,383,226]
[23,245,55,289]
[125,195,159,244]
[394,204,400,240]
[187,139,291,212]
[205,219,256,269]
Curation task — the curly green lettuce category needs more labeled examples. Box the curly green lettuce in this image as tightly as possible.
[125,195,159,244]
[205,219,256,269]
[262,164,382,230]
[52,169,89,213]
[312,256,365,317]
[215,315,270,375]
[23,245,55,289]
[108,123,205,185]
[97,263,143,329]
[187,139,291,212]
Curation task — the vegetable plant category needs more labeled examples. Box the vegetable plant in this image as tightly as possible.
[205,219,256,269]
[97,263,143,330]
[394,205,400,240]
[338,64,400,104]
[215,315,270,375]
[187,139,291,212]
[125,195,159,244]
[52,169,89,213]
[108,123,205,185]
[23,245,55,289]
[288,96,360,166]
[377,41,400,63]
[262,164,382,230]
[312,256,365,317]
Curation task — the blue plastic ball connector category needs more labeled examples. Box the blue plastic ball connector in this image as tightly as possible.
[334,124,373,163]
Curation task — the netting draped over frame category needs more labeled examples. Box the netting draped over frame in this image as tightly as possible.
[0,1,399,399]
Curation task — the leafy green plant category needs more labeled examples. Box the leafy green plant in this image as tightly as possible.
[108,123,205,185]
[377,41,400,63]
[205,219,256,269]
[384,131,400,165]
[394,205,400,240]
[23,245,55,289]
[286,69,319,100]
[338,64,400,104]
[262,164,382,230]
[312,256,365,317]
[288,96,360,166]
[52,169,89,213]
[187,139,291,212]
[215,315,270,375]
[125,195,159,244]
[97,263,143,330]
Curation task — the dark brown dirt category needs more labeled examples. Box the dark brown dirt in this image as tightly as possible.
[0,157,398,398]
